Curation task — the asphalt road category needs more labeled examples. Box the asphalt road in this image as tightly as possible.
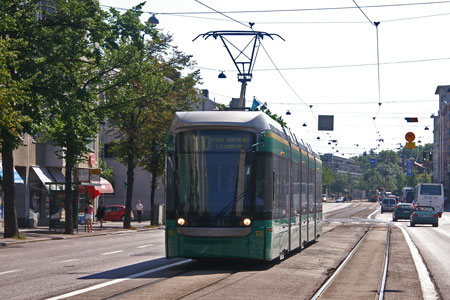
[0,229,167,300]
[378,210,450,300]
[1,202,449,300]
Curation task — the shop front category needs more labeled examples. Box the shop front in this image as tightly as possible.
[0,163,25,224]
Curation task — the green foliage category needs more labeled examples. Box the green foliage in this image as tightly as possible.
[257,104,287,127]
[103,4,200,227]
[352,145,433,195]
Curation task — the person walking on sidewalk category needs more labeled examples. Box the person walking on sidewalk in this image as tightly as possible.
[136,200,143,223]
[96,201,106,228]
[85,201,94,232]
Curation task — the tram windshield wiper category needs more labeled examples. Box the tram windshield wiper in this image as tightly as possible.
[213,191,246,224]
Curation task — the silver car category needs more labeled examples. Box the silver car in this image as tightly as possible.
[381,198,397,213]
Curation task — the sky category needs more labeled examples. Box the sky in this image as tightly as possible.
[99,0,450,158]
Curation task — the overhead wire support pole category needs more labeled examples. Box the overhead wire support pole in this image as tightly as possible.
[193,30,284,109]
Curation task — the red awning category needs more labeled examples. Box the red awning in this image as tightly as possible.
[93,177,114,198]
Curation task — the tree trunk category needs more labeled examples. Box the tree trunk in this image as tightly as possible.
[64,162,74,234]
[2,147,19,238]
[150,171,157,225]
[123,152,135,229]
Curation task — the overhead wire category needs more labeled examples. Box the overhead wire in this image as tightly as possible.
[100,4,450,24]
[193,0,316,126]
[100,1,450,15]
[100,1,439,155]
[352,0,385,150]
[193,0,250,28]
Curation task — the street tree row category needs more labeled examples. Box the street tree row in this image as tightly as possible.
[0,0,201,237]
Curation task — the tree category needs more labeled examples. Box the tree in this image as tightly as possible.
[322,165,335,194]
[138,58,200,225]
[105,5,200,227]
[0,1,43,238]
[36,0,110,233]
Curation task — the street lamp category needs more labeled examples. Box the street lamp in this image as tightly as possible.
[147,14,159,25]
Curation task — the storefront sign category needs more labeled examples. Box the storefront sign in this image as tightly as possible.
[89,169,101,182]
[77,169,89,182]
[89,153,96,167]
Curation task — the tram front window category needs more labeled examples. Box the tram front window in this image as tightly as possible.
[176,130,255,227]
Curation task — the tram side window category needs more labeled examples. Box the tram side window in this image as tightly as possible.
[301,160,308,214]
[255,153,272,216]
[316,165,322,213]
[273,155,288,219]
[292,163,301,216]
[165,153,177,216]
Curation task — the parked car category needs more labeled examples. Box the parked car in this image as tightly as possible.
[336,197,344,203]
[410,206,439,227]
[381,197,397,214]
[392,203,414,221]
[103,205,134,221]
[322,194,327,202]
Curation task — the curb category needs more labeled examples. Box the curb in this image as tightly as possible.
[1,226,164,246]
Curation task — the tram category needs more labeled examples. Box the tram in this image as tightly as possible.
[165,111,322,261]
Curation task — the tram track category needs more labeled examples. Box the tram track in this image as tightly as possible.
[310,224,392,300]
[102,259,268,300]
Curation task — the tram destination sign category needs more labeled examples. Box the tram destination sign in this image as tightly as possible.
[204,136,250,151]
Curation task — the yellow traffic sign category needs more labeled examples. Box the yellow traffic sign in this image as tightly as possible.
[406,142,416,149]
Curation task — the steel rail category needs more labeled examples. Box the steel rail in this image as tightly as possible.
[310,226,372,300]
[378,225,391,299]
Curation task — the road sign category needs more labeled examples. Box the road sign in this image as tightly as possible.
[406,142,416,149]
[406,159,413,176]
[370,158,376,165]
[405,132,415,142]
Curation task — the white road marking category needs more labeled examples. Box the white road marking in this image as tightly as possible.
[57,259,80,263]
[101,250,123,255]
[0,269,23,276]
[399,226,439,300]
[368,209,379,219]
[46,259,192,300]
[137,244,152,249]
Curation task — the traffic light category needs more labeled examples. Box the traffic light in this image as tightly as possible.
[124,180,128,189]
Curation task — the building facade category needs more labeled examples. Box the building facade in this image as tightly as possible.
[0,134,106,228]
[434,85,450,195]
[321,153,363,179]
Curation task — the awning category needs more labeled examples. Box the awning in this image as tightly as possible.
[93,177,114,198]
[48,168,65,183]
[31,166,54,190]
[0,163,24,184]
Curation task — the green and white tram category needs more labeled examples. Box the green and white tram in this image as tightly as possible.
[165,111,322,261]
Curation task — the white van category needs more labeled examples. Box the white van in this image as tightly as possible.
[413,183,444,217]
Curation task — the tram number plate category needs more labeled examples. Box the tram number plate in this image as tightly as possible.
[255,230,264,237]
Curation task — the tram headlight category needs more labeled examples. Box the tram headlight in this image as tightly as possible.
[243,218,252,226]
[177,218,186,226]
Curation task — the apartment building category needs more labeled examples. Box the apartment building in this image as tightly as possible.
[434,85,450,196]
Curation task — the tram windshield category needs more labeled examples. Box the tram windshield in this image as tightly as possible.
[175,130,255,227]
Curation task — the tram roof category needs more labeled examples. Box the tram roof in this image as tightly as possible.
[170,111,283,133]
[170,111,319,158]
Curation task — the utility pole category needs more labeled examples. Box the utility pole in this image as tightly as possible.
[193,30,284,109]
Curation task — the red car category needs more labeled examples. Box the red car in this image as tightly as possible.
[103,205,134,221]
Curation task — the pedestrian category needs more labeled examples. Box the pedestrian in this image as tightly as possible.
[85,200,94,232]
[96,201,106,228]
[136,200,143,223]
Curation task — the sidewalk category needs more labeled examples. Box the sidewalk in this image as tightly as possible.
[0,221,164,246]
